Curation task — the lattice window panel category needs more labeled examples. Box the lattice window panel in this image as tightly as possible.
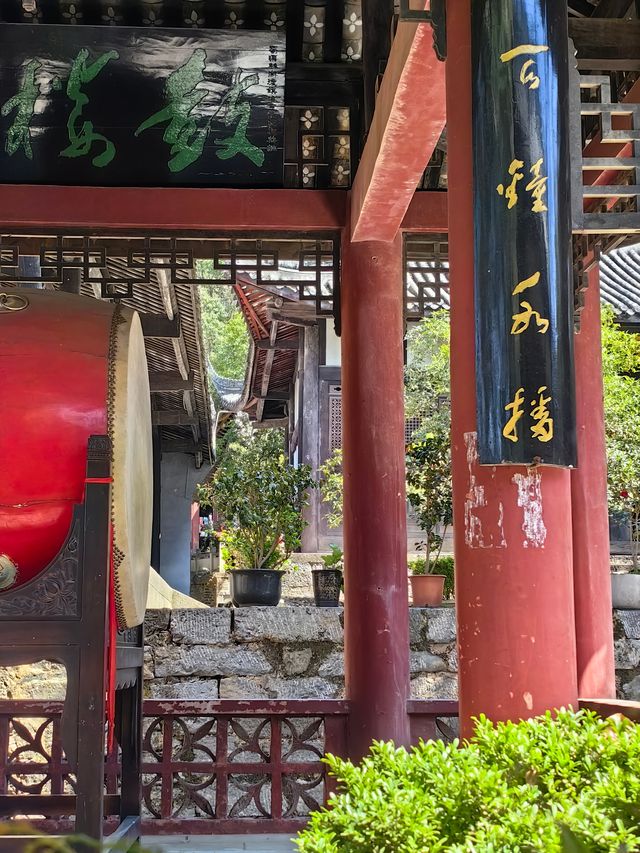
[327,392,429,452]
[328,384,342,452]
[572,72,640,234]
[0,234,339,314]
[404,234,450,320]
[405,416,421,443]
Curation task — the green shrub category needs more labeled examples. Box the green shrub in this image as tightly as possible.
[296,709,640,853]
[409,555,454,600]
[202,417,315,570]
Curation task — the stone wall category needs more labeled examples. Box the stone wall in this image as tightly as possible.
[614,610,640,700]
[4,606,640,704]
[144,605,459,701]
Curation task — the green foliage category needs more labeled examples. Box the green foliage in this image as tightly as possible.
[602,305,640,569]
[405,310,451,436]
[0,822,150,851]
[408,555,454,599]
[319,448,344,529]
[318,313,453,540]
[296,709,640,853]
[198,271,250,381]
[406,433,453,564]
[203,417,315,570]
[321,544,344,571]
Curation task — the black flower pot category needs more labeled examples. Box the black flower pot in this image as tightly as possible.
[230,569,284,607]
[312,569,342,607]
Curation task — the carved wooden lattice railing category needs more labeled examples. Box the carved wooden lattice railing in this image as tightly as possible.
[0,698,463,836]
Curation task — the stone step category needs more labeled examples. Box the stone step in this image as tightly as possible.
[142,834,297,852]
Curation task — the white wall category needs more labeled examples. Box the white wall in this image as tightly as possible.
[324,320,342,366]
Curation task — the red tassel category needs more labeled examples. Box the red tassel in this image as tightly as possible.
[106,524,117,753]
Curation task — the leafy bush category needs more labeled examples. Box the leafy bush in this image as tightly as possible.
[602,305,640,570]
[406,433,453,564]
[203,417,315,570]
[296,709,640,853]
[321,544,344,571]
[409,555,454,599]
[319,448,344,529]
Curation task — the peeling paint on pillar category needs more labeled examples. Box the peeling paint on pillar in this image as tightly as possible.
[513,470,547,548]
[463,432,506,549]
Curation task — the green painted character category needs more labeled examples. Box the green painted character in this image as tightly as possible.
[214,70,264,168]
[1,59,43,159]
[60,48,119,168]
[135,48,211,173]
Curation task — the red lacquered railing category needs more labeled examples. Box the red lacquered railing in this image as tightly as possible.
[0,697,460,835]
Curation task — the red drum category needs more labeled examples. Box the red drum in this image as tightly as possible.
[0,289,152,628]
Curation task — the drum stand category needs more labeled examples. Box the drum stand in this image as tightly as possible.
[0,435,143,851]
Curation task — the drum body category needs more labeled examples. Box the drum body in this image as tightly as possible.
[0,289,152,628]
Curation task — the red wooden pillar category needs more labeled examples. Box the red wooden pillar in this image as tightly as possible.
[446,0,578,737]
[341,232,411,759]
[572,265,616,698]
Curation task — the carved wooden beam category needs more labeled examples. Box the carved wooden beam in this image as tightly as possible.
[350,13,446,242]
[140,313,180,338]
[152,411,199,426]
[569,20,640,69]
[148,371,194,392]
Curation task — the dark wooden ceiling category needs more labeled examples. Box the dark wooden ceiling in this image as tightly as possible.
[568,0,637,16]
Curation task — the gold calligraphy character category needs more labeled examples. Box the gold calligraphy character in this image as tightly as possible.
[526,158,548,213]
[499,44,549,90]
[513,271,541,295]
[530,386,554,443]
[510,301,549,336]
[503,387,525,443]
[497,159,524,209]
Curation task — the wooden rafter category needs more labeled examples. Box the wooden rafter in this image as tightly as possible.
[255,320,280,422]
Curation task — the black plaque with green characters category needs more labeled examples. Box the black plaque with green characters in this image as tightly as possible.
[0,24,284,186]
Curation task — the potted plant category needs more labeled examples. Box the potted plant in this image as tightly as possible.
[313,545,343,607]
[408,555,454,607]
[405,432,453,608]
[204,417,315,607]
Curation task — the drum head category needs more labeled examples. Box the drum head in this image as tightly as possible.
[111,308,152,629]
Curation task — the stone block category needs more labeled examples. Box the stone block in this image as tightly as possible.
[219,676,271,699]
[425,608,457,644]
[154,645,272,678]
[233,606,343,643]
[614,638,640,670]
[149,679,219,700]
[0,662,67,701]
[622,674,640,701]
[615,610,640,640]
[170,608,231,645]
[410,652,447,674]
[447,646,459,672]
[410,672,458,700]
[282,648,313,676]
[282,566,315,600]
[409,608,429,644]
[272,677,342,699]
[143,648,154,681]
[144,608,171,635]
[319,652,344,678]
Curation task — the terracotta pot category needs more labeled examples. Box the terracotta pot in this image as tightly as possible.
[409,574,445,607]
